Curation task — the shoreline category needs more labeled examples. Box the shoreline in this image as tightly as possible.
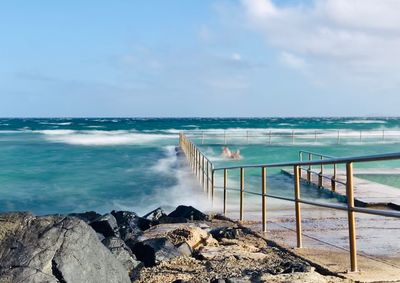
[0,205,347,283]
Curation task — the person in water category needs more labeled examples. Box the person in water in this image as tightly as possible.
[221,147,242,159]
[221,146,232,158]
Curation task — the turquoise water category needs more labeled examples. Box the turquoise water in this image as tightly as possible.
[0,117,399,215]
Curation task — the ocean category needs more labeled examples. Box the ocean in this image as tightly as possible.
[1,117,400,216]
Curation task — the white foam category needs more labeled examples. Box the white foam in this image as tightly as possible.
[343,120,387,124]
[39,122,73,126]
[35,130,175,146]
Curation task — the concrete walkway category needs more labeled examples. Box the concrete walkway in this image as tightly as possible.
[282,168,400,209]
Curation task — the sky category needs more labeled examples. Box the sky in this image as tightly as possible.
[1,0,400,117]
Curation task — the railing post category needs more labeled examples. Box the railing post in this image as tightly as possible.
[223,169,227,215]
[202,156,205,188]
[211,169,215,203]
[382,130,385,141]
[294,165,302,248]
[307,153,311,183]
[318,156,323,188]
[299,152,303,179]
[292,130,295,144]
[224,130,226,145]
[346,162,358,272]
[331,163,337,191]
[269,130,272,144]
[206,161,209,193]
[240,167,244,221]
[261,167,267,233]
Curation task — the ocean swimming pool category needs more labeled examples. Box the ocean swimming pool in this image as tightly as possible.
[1,117,400,215]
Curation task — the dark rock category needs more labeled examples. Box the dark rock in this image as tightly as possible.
[210,227,248,241]
[102,236,142,273]
[132,238,184,267]
[168,205,208,221]
[110,210,151,246]
[68,211,101,223]
[143,207,167,222]
[157,215,189,224]
[90,213,120,237]
[0,212,130,283]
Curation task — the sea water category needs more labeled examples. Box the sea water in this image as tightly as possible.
[0,117,400,215]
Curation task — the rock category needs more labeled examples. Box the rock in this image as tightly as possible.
[176,242,193,256]
[68,211,101,223]
[157,215,189,224]
[210,227,248,241]
[132,238,184,267]
[90,213,120,238]
[102,236,142,273]
[111,210,151,244]
[168,205,208,221]
[142,207,167,222]
[167,226,218,250]
[0,212,130,283]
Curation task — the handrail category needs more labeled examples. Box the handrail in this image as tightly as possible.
[178,132,400,272]
[212,152,400,171]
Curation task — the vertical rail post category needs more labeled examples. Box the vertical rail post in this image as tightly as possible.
[206,161,209,193]
[299,152,303,179]
[307,153,311,183]
[346,162,358,272]
[331,163,337,192]
[292,130,295,144]
[261,167,267,233]
[211,169,215,203]
[224,130,227,145]
[382,130,385,141]
[294,165,302,248]
[202,155,205,188]
[240,167,244,221]
[223,169,228,215]
[318,156,323,188]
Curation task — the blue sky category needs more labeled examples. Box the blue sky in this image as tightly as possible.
[1,0,400,117]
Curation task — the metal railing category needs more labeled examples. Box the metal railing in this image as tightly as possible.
[179,133,400,272]
[298,150,345,191]
[184,129,398,145]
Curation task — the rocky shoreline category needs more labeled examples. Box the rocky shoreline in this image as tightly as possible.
[0,206,347,283]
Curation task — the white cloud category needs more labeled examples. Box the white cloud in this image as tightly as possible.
[240,0,400,86]
[280,51,306,70]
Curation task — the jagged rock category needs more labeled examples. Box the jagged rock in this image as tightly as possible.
[142,207,167,222]
[0,212,130,283]
[132,238,184,267]
[90,213,120,238]
[157,215,189,224]
[168,205,208,221]
[111,210,151,245]
[102,236,142,273]
[210,227,248,241]
[167,226,218,250]
[68,211,101,223]
[176,242,193,256]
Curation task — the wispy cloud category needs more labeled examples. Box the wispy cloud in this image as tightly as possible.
[240,0,400,87]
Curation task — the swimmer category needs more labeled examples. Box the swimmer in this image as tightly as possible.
[221,146,232,158]
[231,149,242,159]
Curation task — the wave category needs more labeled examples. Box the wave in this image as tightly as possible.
[343,119,387,124]
[35,130,175,146]
[39,122,73,126]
